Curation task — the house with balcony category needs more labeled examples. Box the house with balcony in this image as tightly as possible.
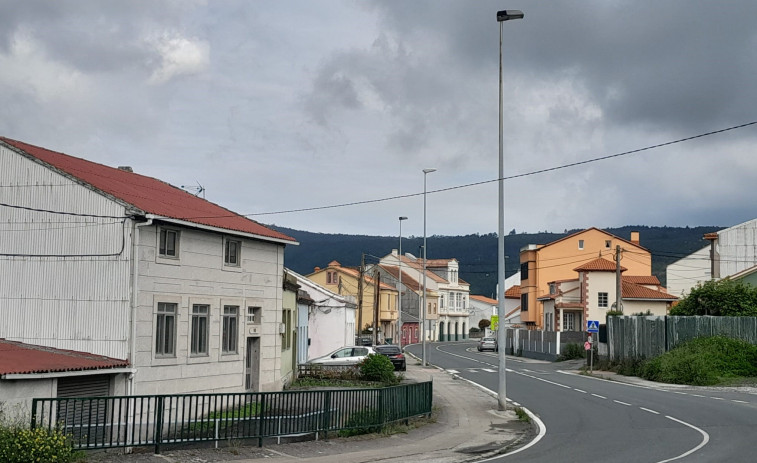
[307,261,398,343]
[539,258,676,332]
[0,137,297,404]
[520,228,651,329]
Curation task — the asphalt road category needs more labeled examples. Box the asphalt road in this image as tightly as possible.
[406,341,757,462]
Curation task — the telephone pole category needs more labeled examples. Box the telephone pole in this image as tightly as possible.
[615,245,622,313]
[373,270,381,345]
[357,254,365,342]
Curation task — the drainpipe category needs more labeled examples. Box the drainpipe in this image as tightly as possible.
[129,215,153,397]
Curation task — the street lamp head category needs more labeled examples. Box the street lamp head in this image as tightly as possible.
[399,216,408,221]
[422,168,437,174]
[496,10,524,22]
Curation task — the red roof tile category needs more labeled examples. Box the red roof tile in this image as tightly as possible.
[574,257,627,272]
[0,339,129,375]
[623,275,661,285]
[378,265,421,292]
[505,285,521,299]
[470,294,497,305]
[621,281,677,300]
[1,137,295,243]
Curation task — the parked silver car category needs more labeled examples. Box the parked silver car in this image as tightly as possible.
[308,346,376,366]
[477,337,498,352]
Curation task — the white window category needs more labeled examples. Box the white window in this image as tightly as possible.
[222,305,239,354]
[159,229,179,257]
[605,240,612,249]
[224,238,241,266]
[326,271,339,285]
[563,312,576,331]
[247,306,261,324]
[598,292,609,308]
[578,239,584,250]
[155,302,176,356]
[191,304,209,355]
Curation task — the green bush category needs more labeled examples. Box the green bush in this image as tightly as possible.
[338,408,382,437]
[641,336,757,385]
[670,279,757,316]
[0,425,82,463]
[359,354,396,383]
[557,343,586,361]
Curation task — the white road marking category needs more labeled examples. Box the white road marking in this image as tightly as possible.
[482,368,497,373]
[614,400,632,406]
[710,397,724,401]
[574,389,587,394]
[640,407,660,415]
[732,400,749,404]
[657,416,710,463]
[690,394,705,398]
[591,393,607,399]
[447,369,459,374]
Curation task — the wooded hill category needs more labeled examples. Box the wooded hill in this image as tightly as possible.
[272,225,720,298]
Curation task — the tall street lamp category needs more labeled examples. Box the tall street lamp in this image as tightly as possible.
[398,216,408,349]
[422,168,436,367]
[496,9,523,411]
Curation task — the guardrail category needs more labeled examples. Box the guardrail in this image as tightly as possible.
[31,381,433,454]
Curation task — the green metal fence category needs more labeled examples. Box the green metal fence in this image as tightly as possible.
[31,381,433,453]
[607,315,757,362]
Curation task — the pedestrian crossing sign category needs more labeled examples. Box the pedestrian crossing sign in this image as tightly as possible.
[587,320,599,332]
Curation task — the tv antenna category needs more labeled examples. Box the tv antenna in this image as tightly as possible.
[181,181,205,198]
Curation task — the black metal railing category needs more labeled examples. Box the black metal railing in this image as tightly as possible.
[31,381,432,453]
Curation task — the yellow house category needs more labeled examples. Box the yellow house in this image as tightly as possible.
[307,261,399,343]
[519,228,651,329]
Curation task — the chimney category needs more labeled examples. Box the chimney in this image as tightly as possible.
[630,231,640,245]
[314,267,321,272]
[118,166,133,172]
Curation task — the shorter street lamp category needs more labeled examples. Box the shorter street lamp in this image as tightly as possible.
[398,216,408,348]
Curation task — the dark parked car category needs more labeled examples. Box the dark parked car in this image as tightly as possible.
[477,337,498,352]
[374,345,406,371]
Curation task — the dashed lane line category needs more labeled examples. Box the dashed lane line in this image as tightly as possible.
[592,393,607,399]
[640,407,660,415]
[614,400,632,406]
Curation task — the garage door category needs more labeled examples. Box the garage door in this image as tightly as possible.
[57,375,111,445]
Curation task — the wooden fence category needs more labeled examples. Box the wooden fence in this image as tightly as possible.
[607,316,757,362]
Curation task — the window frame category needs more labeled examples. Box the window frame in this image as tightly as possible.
[247,306,261,324]
[191,304,210,356]
[598,292,609,308]
[222,305,239,354]
[155,302,177,357]
[158,228,180,258]
[578,239,585,250]
[224,238,242,267]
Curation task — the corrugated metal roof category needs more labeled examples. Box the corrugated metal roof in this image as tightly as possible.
[1,137,295,243]
[0,339,129,375]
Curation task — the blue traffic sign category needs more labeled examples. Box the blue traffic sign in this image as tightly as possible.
[587,320,600,333]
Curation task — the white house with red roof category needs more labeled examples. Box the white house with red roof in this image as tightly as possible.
[0,137,298,400]
[539,257,677,332]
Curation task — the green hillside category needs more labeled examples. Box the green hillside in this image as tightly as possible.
[272,225,720,298]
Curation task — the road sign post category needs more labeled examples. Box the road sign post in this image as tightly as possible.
[586,320,599,374]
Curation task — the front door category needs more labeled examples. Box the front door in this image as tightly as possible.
[245,337,260,391]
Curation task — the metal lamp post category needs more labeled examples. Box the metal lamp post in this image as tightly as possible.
[496,9,523,411]
[398,216,408,348]
[422,168,436,367]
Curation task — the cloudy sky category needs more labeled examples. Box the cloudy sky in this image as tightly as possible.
[2,1,756,238]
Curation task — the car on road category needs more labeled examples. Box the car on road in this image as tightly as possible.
[477,337,498,352]
[308,346,375,366]
[374,345,406,371]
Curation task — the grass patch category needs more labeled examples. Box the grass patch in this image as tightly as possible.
[513,406,530,423]
[641,336,757,386]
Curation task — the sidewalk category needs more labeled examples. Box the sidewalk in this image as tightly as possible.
[86,361,534,463]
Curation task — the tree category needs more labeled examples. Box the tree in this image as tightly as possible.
[478,318,491,330]
[670,279,757,316]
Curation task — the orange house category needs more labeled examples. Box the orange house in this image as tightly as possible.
[519,228,651,329]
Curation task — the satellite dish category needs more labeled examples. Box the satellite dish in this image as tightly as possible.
[181,181,206,198]
[610,302,624,311]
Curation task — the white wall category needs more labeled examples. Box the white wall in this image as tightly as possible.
[133,224,285,395]
[666,246,710,297]
[0,147,132,359]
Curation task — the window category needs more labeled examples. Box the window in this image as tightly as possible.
[222,305,238,353]
[247,306,261,324]
[159,229,179,257]
[521,293,528,312]
[563,312,576,331]
[224,238,241,266]
[282,309,292,350]
[440,295,444,309]
[549,283,556,295]
[433,303,437,314]
[326,271,338,284]
[427,302,432,315]
[191,304,209,355]
[520,262,529,280]
[598,292,609,308]
[155,302,176,356]
[605,240,612,249]
[578,239,584,250]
